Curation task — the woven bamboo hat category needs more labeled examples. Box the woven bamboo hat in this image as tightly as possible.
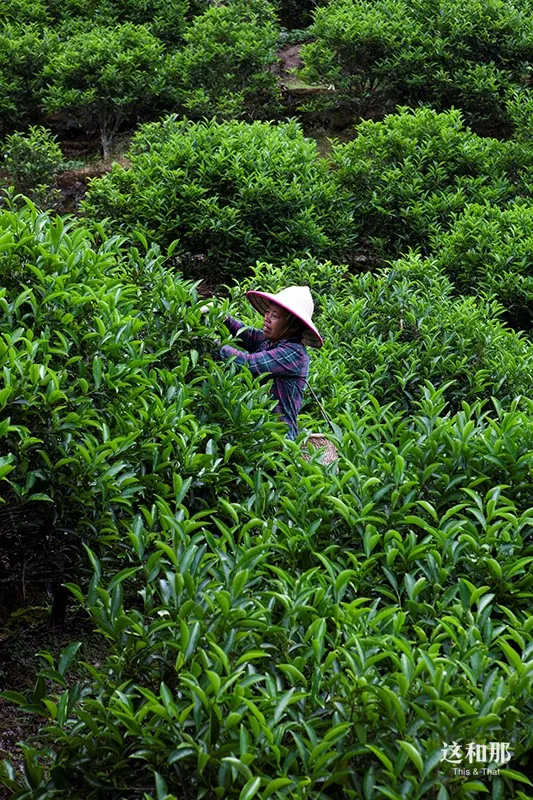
[246,286,323,348]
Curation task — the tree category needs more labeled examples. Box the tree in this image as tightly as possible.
[41,23,171,160]
[0,24,50,133]
[170,0,282,120]
[44,0,189,45]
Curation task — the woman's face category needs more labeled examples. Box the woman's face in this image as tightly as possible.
[263,302,291,340]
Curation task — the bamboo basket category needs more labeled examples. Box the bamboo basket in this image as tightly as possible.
[301,433,339,465]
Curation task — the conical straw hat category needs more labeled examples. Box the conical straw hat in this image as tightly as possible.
[246,286,323,348]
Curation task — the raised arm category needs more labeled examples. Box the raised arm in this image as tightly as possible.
[218,340,308,378]
[225,315,265,352]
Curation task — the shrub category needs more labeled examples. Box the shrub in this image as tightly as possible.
[506,86,533,142]
[81,116,354,278]
[300,0,533,126]
[100,0,189,44]
[300,0,418,119]
[0,199,289,571]
[432,201,533,329]
[44,0,101,24]
[1,236,533,798]
[170,0,282,119]
[50,0,189,44]
[346,258,533,407]
[332,107,533,259]
[41,23,172,159]
[0,24,51,133]
[2,401,533,798]
[1,0,51,24]
[1,126,64,206]
[43,0,189,42]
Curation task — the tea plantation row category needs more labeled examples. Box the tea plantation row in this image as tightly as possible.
[5,0,533,156]
[300,0,533,130]
[76,109,533,330]
[2,0,281,158]
[0,200,532,798]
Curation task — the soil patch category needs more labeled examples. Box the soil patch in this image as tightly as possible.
[56,164,112,214]
[276,43,304,78]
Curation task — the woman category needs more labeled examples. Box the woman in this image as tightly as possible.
[204,286,323,440]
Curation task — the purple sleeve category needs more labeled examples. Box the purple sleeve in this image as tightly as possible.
[218,341,306,377]
[225,316,264,352]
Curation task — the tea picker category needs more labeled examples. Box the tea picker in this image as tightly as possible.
[200,285,338,464]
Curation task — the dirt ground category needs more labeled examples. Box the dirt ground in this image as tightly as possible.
[0,599,106,797]
[276,43,304,77]
[55,164,110,214]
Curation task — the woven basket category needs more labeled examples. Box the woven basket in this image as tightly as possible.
[301,433,339,465]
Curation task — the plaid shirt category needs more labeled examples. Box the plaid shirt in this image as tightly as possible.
[217,316,309,439]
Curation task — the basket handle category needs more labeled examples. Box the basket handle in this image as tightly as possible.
[304,379,335,433]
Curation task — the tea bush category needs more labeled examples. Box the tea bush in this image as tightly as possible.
[169,0,282,120]
[1,0,51,24]
[332,107,533,259]
[43,0,189,44]
[93,0,189,45]
[82,117,354,278]
[1,227,533,798]
[506,87,533,143]
[0,199,289,572]
[231,256,533,417]
[43,0,118,33]
[1,126,64,207]
[41,23,173,159]
[300,0,416,119]
[0,24,51,133]
[433,202,533,329]
[300,0,533,126]
[2,401,532,797]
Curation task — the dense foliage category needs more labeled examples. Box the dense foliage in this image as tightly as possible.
[169,0,282,120]
[1,206,532,798]
[41,23,172,159]
[332,107,533,259]
[433,202,533,329]
[14,0,190,43]
[1,126,64,206]
[0,200,282,526]
[2,0,533,796]
[0,0,284,139]
[300,0,533,127]
[81,117,354,277]
[88,0,190,44]
[1,0,51,25]
[0,24,50,133]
